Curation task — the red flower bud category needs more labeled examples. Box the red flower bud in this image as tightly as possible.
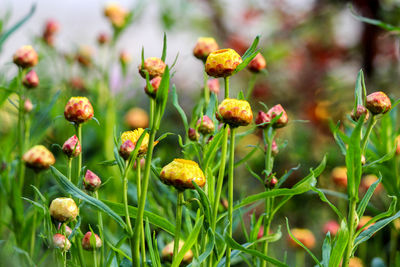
[22,70,39,89]
[396,136,400,155]
[351,105,369,122]
[197,115,215,135]
[255,111,270,128]
[44,19,60,36]
[53,233,71,251]
[366,91,391,115]
[247,53,266,73]
[84,170,102,191]
[62,135,81,158]
[97,32,110,45]
[64,97,94,124]
[144,76,162,98]
[207,79,220,95]
[13,45,38,69]
[267,104,288,128]
[331,166,347,188]
[119,140,135,160]
[265,175,278,189]
[188,128,200,141]
[82,232,102,250]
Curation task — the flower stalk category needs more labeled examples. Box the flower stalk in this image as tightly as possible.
[226,127,236,267]
[173,191,184,262]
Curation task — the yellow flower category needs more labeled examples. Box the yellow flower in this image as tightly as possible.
[216,98,253,127]
[49,197,79,222]
[205,48,242,78]
[64,96,94,124]
[193,37,219,61]
[22,145,55,171]
[160,159,206,190]
[121,128,155,156]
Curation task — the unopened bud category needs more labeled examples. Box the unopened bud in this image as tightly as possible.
[82,232,102,250]
[351,105,369,122]
[76,46,93,67]
[267,104,288,128]
[207,79,220,95]
[119,140,135,160]
[361,155,366,165]
[97,32,110,45]
[22,145,55,171]
[331,166,347,188]
[160,159,206,190]
[247,53,266,73]
[50,197,79,222]
[366,91,391,115]
[62,135,81,158]
[64,97,94,124]
[22,70,39,89]
[197,115,214,135]
[188,128,200,141]
[83,170,102,191]
[161,240,193,263]
[205,49,242,78]
[265,140,279,156]
[288,228,316,249]
[216,98,253,127]
[138,57,166,80]
[265,175,278,189]
[396,136,400,155]
[44,19,59,36]
[193,37,219,61]
[53,233,71,251]
[144,76,161,98]
[119,50,131,66]
[24,99,33,113]
[124,108,149,129]
[13,45,38,69]
[323,221,340,236]
[255,111,270,128]
[357,216,374,232]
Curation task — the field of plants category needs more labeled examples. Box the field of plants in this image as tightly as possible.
[2,1,400,266]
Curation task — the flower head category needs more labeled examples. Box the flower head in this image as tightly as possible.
[366,91,391,115]
[53,233,71,251]
[62,135,81,158]
[22,70,39,89]
[288,228,316,249]
[161,240,193,263]
[13,45,38,69]
[50,197,79,222]
[82,232,102,250]
[205,48,242,78]
[351,105,369,122]
[160,159,206,190]
[124,108,149,129]
[144,76,162,98]
[121,128,155,157]
[84,170,102,191]
[267,104,288,128]
[22,145,55,171]
[193,37,219,61]
[247,53,266,73]
[104,3,128,28]
[197,115,215,135]
[138,57,166,79]
[64,97,94,124]
[216,98,253,127]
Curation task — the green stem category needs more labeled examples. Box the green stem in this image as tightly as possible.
[93,248,98,267]
[17,68,26,191]
[94,191,104,267]
[224,77,230,99]
[226,127,236,267]
[67,158,72,181]
[245,73,257,100]
[361,116,376,154]
[137,159,146,266]
[77,229,86,267]
[123,162,133,234]
[295,250,305,267]
[390,226,398,266]
[203,70,210,107]
[343,199,357,267]
[30,173,40,257]
[173,191,184,263]
[75,124,82,185]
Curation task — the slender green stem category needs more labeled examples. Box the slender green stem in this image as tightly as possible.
[94,191,104,267]
[361,116,376,154]
[226,127,236,267]
[17,68,26,191]
[75,124,82,185]
[203,70,210,107]
[136,159,146,266]
[77,229,86,267]
[67,158,72,181]
[63,251,67,267]
[30,173,40,257]
[123,162,133,234]
[343,199,357,267]
[245,73,257,100]
[295,250,305,267]
[93,248,98,267]
[173,191,184,262]
[224,77,230,99]
[24,111,30,153]
[149,99,155,129]
[390,226,398,266]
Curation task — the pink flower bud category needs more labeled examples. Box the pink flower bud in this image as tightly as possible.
[23,145,55,171]
[119,140,135,160]
[396,136,400,155]
[247,53,266,73]
[197,115,215,135]
[255,111,270,128]
[144,76,162,98]
[267,104,288,128]
[83,170,102,192]
[207,79,220,95]
[266,176,278,189]
[53,233,71,251]
[24,99,33,113]
[351,105,369,122]
[22,70,39,89]
[188,128,200,141]
[366,91,391,115]
[62,135,81,158]
[44,19,60,36]
[13,45,38,69]
[82,232,102,250]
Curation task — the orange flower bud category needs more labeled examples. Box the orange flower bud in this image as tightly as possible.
[366,91,391,115]
[104,3,128,28]
[84,170,102,191]
[119,50,131,65]
[323,220,340,236]
[288,228,316,249]
[144,76,161,98]
[205,49,243,78]
[255,110,270,128]
[43,19,60,36]
[62,135,81,158]
[267,104,288,128]
[64,97,94,124]
[22,70,39,89]
[50,197,79,222]
[138,57,166,79]
[331,166,347,188]
[13,45,38,69]
[247,53,266,73]
[193,37,219,61]
[24,98,33,113]
[188,128,200,141]
[357,216,374,232]
[121,128,156,157]
[97,32,110,45]
[53,233,71,251]
[197,115,214,135]
[216,98,253,127]
[119,140,135,160]
[161,240,193,263]
[351,105,369,122]
[361,174,382,193]
[124,108,149,129]
[160,159,206,190]
[82,232,102,250]
[348,257,364,267]
[22,145,55,171]
[207,78,220,95]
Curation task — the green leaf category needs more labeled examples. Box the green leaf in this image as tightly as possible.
[103,200,175,235]
[171,85,188,132]
[187,228,215,267]
[357,175,382,217]
[205,92,217,119]
[277,164,301,188]
[171,215,204,267]
[329,220,349,267]
[321,232,331,267]
[107,240,132,262]
[156,132,175,142]
[50,166,127,229]
[155,66,170,124]
[161,32,167,62]
[312,187,344,221]
[97,160,118,166]
[235,146,259,167]
[192,181,212,227]
[145,218,161,267]
[353,70,364,111]
[286,218,322,267]
[234,35,260,74]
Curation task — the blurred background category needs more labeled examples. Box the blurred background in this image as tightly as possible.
[1,0,400,265]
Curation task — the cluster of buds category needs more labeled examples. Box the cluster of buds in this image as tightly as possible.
[351,105,369,122]
[193,37,219,61]
[160,159,206,190]
[288,228,316,249]
[22,145,55,172]
[197,115,214,135]
[53,233,71,251]
[207,79,220,95]
[83,170,102,191]
[13,45,38,69]
[216,98,253,127]
[205,49,242,78]
[124,107,149,129]
[97,32,110,46]
[50,197,79,222]
[104,3,128,29]
[62,135,81,158]
[22,70,39,89]
[119,128,155,159]
[256,104,288,129]
[161,240,193,264]
[323,220,340,236]
[365,91,391,115]
[64,97,94,124]
[82,231,102,250]
[42,19,60,46]
[75,46,93,67]
[247,53,266,73]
